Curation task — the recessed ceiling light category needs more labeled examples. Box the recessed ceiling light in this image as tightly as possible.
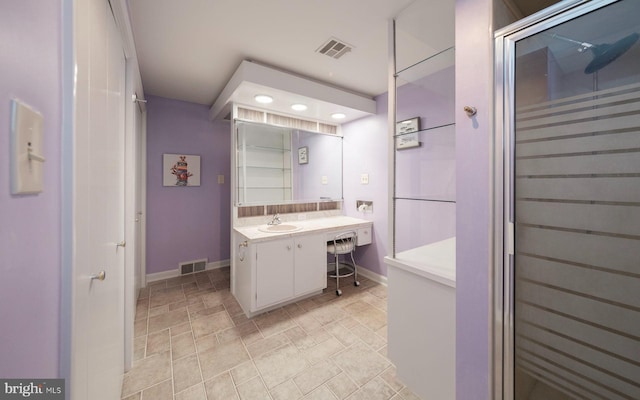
[331,113,346,120]
[291,103,308,111]
[254,95,273,104]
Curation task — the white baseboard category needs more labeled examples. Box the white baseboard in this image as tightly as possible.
[206,259,231,271]
[146,259,230,284]
[357,266,388,286]
[146,269,179,283]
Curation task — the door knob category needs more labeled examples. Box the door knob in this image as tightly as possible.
[116,241,126,248]
[91,271,106,281]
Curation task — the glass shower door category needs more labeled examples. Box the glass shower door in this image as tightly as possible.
[505,1,640,399]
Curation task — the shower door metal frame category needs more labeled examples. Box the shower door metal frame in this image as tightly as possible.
[493,1,621,399]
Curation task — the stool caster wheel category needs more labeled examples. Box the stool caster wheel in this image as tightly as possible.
[336,289,342,296]
[354,281,360,287]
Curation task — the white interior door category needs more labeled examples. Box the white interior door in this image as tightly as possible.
[72,0,126,398]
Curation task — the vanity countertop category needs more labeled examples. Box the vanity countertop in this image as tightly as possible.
[235,215,372,243]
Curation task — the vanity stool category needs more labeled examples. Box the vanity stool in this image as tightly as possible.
[327,231,360,296]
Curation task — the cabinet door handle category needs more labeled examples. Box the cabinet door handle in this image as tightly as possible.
[297,243,302,249]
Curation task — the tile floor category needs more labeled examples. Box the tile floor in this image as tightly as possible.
[121,267,420,400]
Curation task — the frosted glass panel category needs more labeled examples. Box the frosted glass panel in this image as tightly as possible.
[512,2,640,398]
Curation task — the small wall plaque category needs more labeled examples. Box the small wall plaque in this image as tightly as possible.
[298,146,309,164]
[396,117,420,134]
[396,132,421,150]
[396,117,421,150]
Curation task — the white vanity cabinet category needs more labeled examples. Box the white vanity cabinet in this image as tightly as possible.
[255,233,325,309]
[234,232,327,316]
[292,234,327,296]
[232,216,373,317]
[255,239,294,308]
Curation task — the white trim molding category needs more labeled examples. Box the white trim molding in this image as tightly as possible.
[146,259,231,284]
[357,266,388,287]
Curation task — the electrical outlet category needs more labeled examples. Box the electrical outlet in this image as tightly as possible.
[321,176,328,184]
[360,173,369,184]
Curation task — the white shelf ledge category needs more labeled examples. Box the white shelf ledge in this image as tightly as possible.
[384,237,456,288]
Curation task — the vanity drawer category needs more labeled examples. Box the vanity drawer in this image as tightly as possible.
[356,227,372,246]
[324,225,372,246]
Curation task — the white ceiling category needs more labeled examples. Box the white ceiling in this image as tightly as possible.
[127,0,450,107]
[127,0,640,112]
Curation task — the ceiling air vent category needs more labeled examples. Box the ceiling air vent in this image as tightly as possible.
[316,37,353,59]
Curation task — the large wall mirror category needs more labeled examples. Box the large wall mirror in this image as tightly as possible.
[235,120,343,205]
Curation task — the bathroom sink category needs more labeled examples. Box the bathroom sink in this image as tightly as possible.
[258,224,302,233]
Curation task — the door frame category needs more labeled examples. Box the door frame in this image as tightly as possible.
[110,0,147,371]
[492,1,621,399]
[60,0,145,397]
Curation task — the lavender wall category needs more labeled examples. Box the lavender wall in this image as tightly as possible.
[342,95,389,276]
[146,96,231,274]
[0,0,62,377]
[455,0,494,398]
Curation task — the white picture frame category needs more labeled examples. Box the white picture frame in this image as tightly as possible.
[163,154,201,186]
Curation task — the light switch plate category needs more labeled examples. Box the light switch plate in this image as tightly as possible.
[10,99,44,195]
[217,174,225,184]
[321,176,328,184]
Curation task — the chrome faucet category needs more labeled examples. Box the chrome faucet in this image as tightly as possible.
[267,213,282,226]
